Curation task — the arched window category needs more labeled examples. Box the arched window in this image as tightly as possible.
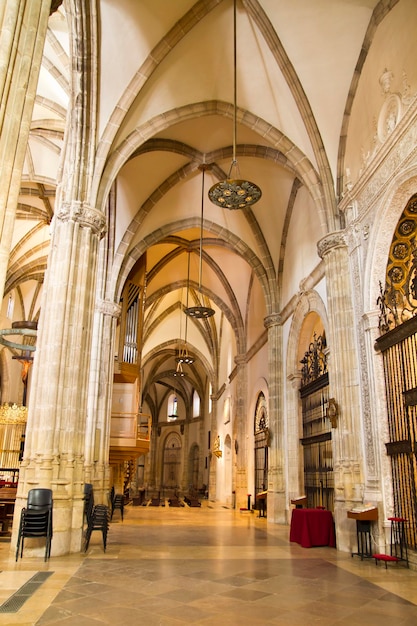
[192,390,200,417]
[6,292,14,320]
[167,393,178,422]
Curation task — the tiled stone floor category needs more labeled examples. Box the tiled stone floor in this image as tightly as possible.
[0,501,417,625]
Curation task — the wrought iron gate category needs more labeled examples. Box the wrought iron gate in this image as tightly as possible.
[254,392,269,497]
[300,374,333,510]
[299,333,334,510]
[375,317,417,550]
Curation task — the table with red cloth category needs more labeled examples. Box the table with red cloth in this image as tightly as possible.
[290,508,336,548]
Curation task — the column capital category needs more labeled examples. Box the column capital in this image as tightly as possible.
[234,354,247,366]
[264,312,281,329]
[317,231,347,259]
[57,201,107,238]
[97,300,122,318]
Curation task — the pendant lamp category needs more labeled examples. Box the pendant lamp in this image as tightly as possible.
[208,0,261,210]
[185,164,215,319]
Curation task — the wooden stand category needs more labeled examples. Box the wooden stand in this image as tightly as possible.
[255,491,267,518]
[347,508,378,560]
[291,496,307,509]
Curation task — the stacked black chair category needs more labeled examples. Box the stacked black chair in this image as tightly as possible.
[83,483,94,526]
[15,488,53,562]
[111,493,124,521]
[83,485,110,552]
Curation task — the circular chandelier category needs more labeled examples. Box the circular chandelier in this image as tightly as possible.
[208,176,261,210]
[208,0,261,210]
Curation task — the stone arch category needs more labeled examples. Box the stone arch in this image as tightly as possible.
[365,169,417,314]
[287,290,329,380]
[285,290,329,505]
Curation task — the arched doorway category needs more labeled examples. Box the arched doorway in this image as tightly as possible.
[162,432,182,492]
[254,392,269,497]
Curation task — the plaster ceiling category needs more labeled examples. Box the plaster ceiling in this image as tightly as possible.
[13,0,409,408]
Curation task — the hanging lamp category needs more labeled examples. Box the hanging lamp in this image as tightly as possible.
[208,0,261,210]
[185,164,215,319]
[175,252,195,365]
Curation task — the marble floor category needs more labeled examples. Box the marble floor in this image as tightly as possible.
[0,501,417,625]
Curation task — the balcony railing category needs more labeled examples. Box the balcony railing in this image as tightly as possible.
[110,413,151,446]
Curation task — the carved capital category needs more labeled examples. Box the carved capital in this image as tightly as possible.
[317,231,346,259]
[97,300,122,318]
[234,354,247,366]
[264,312,281,329]
[57,201,107,238]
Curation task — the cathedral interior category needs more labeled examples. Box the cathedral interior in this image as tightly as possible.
[1,3,417,617]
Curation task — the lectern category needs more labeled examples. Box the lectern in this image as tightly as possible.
[347,507,378,559]
[291,496,307,509]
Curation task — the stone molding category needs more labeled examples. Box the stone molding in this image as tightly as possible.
[340,97,417,218]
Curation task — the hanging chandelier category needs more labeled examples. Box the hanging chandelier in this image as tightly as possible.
[185,164,215,319]
[208,0,261,210]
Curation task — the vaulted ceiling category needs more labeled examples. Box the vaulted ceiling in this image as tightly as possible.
[12,0,411,413]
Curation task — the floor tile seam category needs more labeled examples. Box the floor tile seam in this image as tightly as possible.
[326,561,417,601]
[100,550,301,559]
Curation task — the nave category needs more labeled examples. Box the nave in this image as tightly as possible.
[0,502,417,626]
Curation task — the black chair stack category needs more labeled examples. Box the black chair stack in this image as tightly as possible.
[111,493,124,521]
[15,488,53,562]
[83,485,110,552]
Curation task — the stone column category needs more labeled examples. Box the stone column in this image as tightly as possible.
[287,372,304,501]
[84,298,121,502]
[317,232,363,551]
[0,1,52,305]
[208,394,218,502]
[11,0,101,555]
[148,426,159,492]
[264,313,287,523]
[233,355,249,510]
[14,203,106,555]
[181,419,190,492]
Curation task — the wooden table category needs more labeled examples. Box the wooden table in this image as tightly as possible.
[290,508,336,548]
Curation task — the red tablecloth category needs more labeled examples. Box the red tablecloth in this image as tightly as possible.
[290,508,336,548]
